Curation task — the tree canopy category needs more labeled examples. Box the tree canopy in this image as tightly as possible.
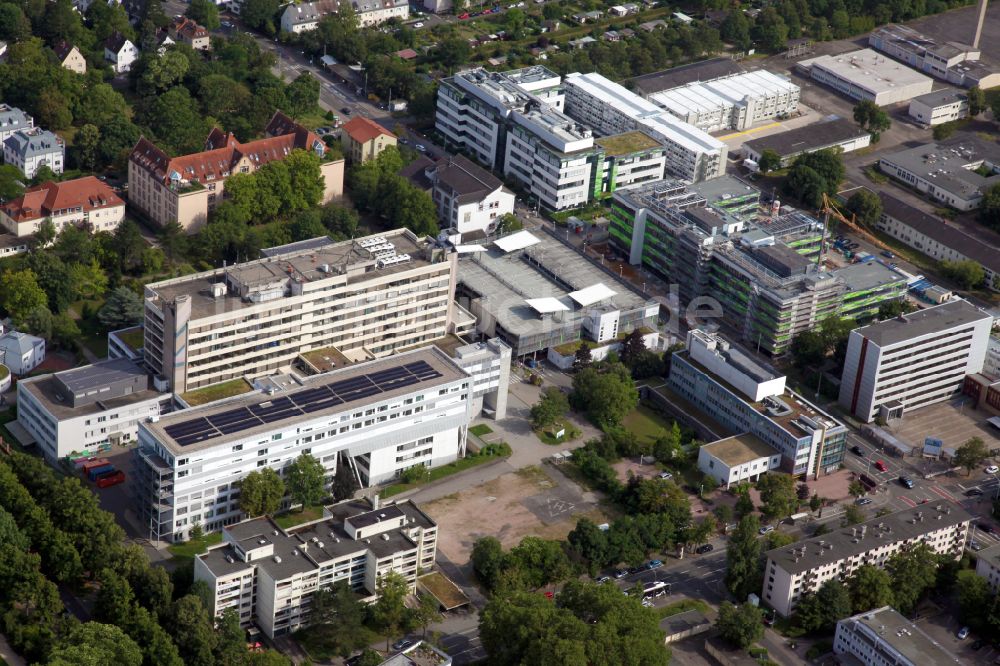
[238,468,285,517]
[569,362,639,429]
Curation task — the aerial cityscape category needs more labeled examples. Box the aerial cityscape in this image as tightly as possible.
[2,0,1000,663]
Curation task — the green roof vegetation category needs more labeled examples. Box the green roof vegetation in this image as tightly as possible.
[596,131,662,157]
[0,365,8,381]
[115,327,145,351]
[181,378,253,407]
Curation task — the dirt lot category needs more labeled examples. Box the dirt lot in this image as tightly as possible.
[421,465,611,565]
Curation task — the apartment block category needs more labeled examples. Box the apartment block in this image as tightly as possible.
[3,128,64,179]
[670,329,847,477]
[16,358,170,461]
[764,504,971,617]
[0,104,33,144]
[0,176,125,237]
[341,116,396,165]
[132,346,473,542]
[609,180,905,353]
[194,497,437,637]
[647,70,800,133]
[562,71,727,182]
[128,112,344,232]
[279,0,408,32]
[142,231,457,394]
[839,299,993,422]
[834,606,963,666]
[975,543,1000,591]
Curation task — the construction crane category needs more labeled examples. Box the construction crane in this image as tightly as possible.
[819,193,896,263]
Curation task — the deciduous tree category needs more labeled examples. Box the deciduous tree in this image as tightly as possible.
[725,514,762,602]
[955,436,989,476]
[716,601,764,648]
[530,386,570,429]
[285,452,327,508]
[848,564,894,613]
[237,468,285,517]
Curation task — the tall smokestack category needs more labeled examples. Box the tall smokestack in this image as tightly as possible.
[973,0,988,49]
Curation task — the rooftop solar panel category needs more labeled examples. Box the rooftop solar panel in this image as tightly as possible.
[208,408,256,427]
[289,388,333,405]
[249,397,294,414]
[341,386,382,401]
[330,377,374,392]
[260,409,301,424]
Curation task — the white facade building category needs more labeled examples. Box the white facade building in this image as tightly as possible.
[0,105,33,145]
[0,176,125,237]
[907,88,969,126]
[687,329,786,402]
[562,71,727,182]
[869,23,1000,89]
[878,138,1000,211]
[765,504,971,617]
[648,70,800,133]
[0,331,45,375]
[3,128,64,179]
[429,155,516,238]
[839,299,993,422]
[194,498,437,637]
[975,543,1000,591]
[834,606,964,666]
[132,346,475,542]
[797,49,934,105]
[697,434,782,489]
[104,34,138,73]
[143,231,457,394]
[16,358,169,462]
[280,0,408,32]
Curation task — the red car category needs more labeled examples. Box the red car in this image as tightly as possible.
[96,470,126,488]
[875,460,888,472]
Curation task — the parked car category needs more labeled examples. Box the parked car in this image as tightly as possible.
[958,626,969,640]
[613,568,629,579]
[658,471,673,480]
[970,540,984,551]
[875,460,888,472]
[966,488,984,497]
[978,522,994,534]
[898,476,915,489]
[392,639,413,651]
[596,576,611,584]
[416,144,427,152]
[645,560,663,570]
[96,470,126,488]
[641,598,654,607]
[881,250,895,258]
[759,525,775,535]
[851,445,865,456]
[972,639,984,651]
[696,543,714,554]
[341,107,352,115]
[986,465,999,474]
[855,497,873,506]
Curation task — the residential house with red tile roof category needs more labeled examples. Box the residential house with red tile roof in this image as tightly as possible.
[128,112,344,232]
[169,16,211,50]
[0,176,125,237]
[340,116,396,164]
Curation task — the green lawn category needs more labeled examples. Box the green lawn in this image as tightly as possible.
[469,424,493,437]
[167,531,224,560]
[622,404,675,444]
[182,378,253,406]
[535,422,581,445]
[274,505,325,529]
[657,599,709,619]
[115,326,145,350]
[382,445,511,497]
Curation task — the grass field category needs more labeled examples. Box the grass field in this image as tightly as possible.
[623,403,674,444]
[469,424,494,437]
[657,598,710,619]
[535,422,581,445]
[274,505,325,529]
[382,444,511,497]
[182,378,253,406]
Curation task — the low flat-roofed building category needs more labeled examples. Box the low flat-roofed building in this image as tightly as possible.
[133,346,475,542]
[16,357,169,461]
[840,299,993,422]
[743,118,871,168]
[875,193,1000,290]
[194,497,437,638]
[975,542,1000,591]
[797,49,934,105]
[834,606,964,666]
[878,137,1000,211]
[908,88,969,126]
[455,230,658,357]
[698,433,782,488]
[869,23,1000,89]
[765,504,972,616]
[660,609,711,644]
[379,642,453,666]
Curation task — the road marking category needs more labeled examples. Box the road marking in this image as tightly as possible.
[678,570,689,575]
[899,496,917,507]
[929,485,958,503]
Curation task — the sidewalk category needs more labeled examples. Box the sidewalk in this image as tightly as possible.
[0,631,25,666]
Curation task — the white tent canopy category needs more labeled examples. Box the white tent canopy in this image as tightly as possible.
[494,230,540,253]
[455,244,488,253]
[526,297,570,314]
[568,283,616,307]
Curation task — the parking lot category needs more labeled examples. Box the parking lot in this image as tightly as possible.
[885,398,1000,451]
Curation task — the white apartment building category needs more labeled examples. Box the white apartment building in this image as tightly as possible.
[16,358,170,462]
[0,104,32,145]
[435,67,597,211]
[132,346,473,542]
[908,88,969,126]
[839,299,993,422]
[764,504,972,617]
[797,49,934,106]
[194,498,437,638]
[562,71,727,182]
[280,0,408,32]
[0,176,125,237]
[142,232,457,394]
[697,434,782,489]
[834,606,964,666]
[975,542,1000,591]
[648,70,800,133]
[428,155,516,238]
[3,128,64,179]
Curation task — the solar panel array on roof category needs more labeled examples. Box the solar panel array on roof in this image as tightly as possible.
[164,361,443,447]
